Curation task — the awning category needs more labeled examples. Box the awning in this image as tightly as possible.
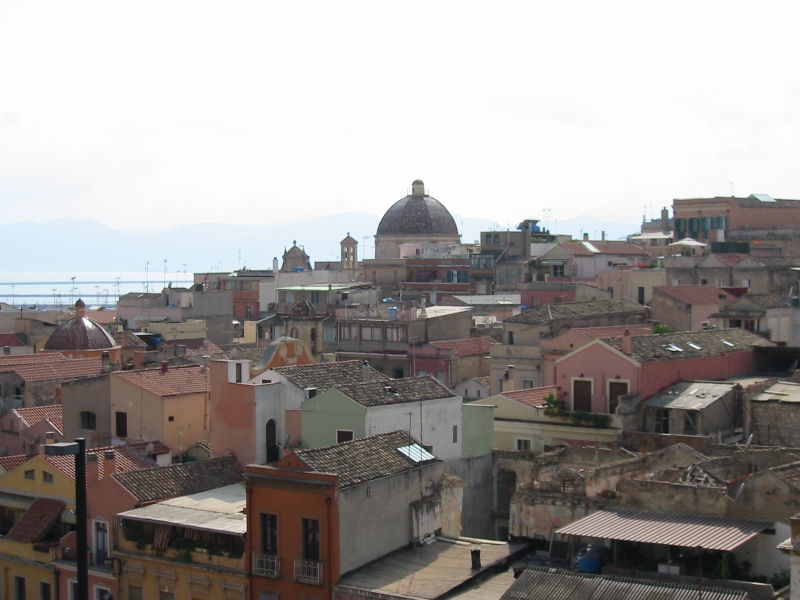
[556,509,769,551]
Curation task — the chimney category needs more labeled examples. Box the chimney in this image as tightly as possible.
[101,351,111,372]
[87,453,100,482]
[272,257,279,272]
[582,233,589,241]
[45,431,56,445]
[2,346,9,356]
[471,547,481,570]
[361,360,371,382]
[621,328,632,355]
[601,230,606,241]
[103,450,116,476]
[161,361,169,373]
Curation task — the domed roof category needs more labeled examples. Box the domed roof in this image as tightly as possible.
[376,180,459,236]
[44,300,117,351]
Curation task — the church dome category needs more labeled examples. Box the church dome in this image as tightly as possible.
[44,299,117,351]
[376,180,459,236]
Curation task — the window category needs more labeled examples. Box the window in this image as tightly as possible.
[261,513,278,554]
[361,326,382,341]
[521,379,535,389]
[24,469,34,480]
[452,425,458,443]
[336,430,354,444]
[159,592,175,600]
[14,576,25,600]
[608,381,629,414]
[436,371,446,384]
[393,367,404,378]
[507,331,515,345]
[168,416,175,422]
[80,411,96,430]
[115,412,128,438]
[302,518,320,562]
[94,586,112,600]
[386,327,406,342]
[516,439,532,451]
[561,478,575,494]
[235,363,243,383]
[43,471,53,483]
[39,581,52,600]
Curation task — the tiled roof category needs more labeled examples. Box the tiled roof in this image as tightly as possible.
[112,456,243,503]
[428,336,496,356]
[560,241,648,257]
[14,405,64,435]
[113,365,209,397]
[113,331,148,348]
[292,431,440,488]
[505,299,647,326]
[163,338,224,356]
[501,386,559,408]
[335,376,455,407]
[602,328,774,363]
[0,455,32,472]
[712,294,791,318]
[0,333,26,347]
[472,375,491,388]
[40,445,155,480]
[85,310,118,325]
[501,567,751,600]
[0,357,104,382]
[0,353,66,366]
[273,360,389,391]
[6,498,65,543]
[654,285,729,305]
[769,461,800,490]
[572,325,653,339]
[712,253,750,266]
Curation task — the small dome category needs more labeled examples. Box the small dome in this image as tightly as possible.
[377,186,459,236]
[44,299,116,351]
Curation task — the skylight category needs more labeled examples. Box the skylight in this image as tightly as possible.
[687,342,702,350]
[721,339,735,347]
[663,344,684,352]
[397,444,436,463]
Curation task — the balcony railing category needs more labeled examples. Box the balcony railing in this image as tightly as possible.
[252,552,279,578]
[294,558,322,585]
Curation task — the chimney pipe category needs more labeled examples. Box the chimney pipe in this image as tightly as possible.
[361,360,371,382]
[582,233,589,241]
[101,351,111,373]
[161,361,169,373]
[621,328,632,355]
[103,450,116,476]
[471,547,481,570]
[601,230,606,241]
[87,453,99,482]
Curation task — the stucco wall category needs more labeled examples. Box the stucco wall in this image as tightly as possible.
[302,390,367,449]
[338,462,444,575]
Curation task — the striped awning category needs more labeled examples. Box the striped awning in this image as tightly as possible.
[556,509,769,552]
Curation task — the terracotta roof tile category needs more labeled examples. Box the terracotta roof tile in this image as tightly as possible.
[654,286,730,305]
[163,338,224,356]
[14,405,63,435]
[572,325,653,339]
[113,331,148,348]
[41,445,155,480]
[273,360,389,391]
[113,365,209,397]
[292,431,439,488]
[506,299,647,326]
[6,497,65,543]
[0,357,104,382]
[501,386,559,408]
[112,456,243,503]
[335,376,455,407]
[713,253,750,266]
[603,328,774,363]
[428,336,497,356]
[0,334,26,347]
[0,455,32,472]
[0,353,66,366]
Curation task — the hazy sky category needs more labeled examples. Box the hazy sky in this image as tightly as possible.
[2,1,799,232]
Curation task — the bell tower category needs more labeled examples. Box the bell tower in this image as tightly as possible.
[340,233,358,270]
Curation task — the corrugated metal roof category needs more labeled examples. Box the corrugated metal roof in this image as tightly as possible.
[117,483,246,535]
[644,381,736,411]
[555,509,768,551]
[501,567,753,600]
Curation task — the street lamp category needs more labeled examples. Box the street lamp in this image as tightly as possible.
[45,438,88,600]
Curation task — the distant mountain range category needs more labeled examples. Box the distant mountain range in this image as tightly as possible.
[0,213,640,272]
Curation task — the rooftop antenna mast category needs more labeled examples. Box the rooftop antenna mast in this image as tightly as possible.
[730,180,735,197]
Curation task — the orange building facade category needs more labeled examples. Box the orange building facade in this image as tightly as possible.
[246,463,340,600]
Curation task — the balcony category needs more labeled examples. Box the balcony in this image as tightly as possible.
[253,552,279,578]
[294,558,322,585]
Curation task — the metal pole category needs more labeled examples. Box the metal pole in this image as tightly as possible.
[75,438,88,600]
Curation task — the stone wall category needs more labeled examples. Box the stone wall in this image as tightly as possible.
[621,430,712,453]
[443,454,494,538]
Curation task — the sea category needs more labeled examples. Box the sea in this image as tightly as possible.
[0,271,193,310]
